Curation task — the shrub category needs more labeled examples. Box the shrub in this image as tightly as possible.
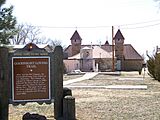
[147,55,156,79]
[154,54,160,81]
[147,53,160,81]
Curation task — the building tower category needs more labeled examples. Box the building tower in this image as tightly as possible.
[70,30,82,56]
[113,29,125,70]
[80,46,93,72]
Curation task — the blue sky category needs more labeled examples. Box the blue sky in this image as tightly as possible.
[5,0,160,57]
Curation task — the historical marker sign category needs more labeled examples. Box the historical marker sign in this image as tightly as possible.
[12,57,50,102]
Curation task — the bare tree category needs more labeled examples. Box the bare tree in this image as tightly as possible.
[41,38,66,49]
[10,23,66,51]
[50,39,66,49]
[11,24,41,45]
[50,39,62,46]
[36,37,52,44]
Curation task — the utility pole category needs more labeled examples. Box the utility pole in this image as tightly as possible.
[112,26,115,72]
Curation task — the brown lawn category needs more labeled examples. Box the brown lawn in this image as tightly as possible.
[9,71,160,120]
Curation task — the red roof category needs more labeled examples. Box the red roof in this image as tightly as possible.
[123,44,143,60]
[65,44,143,60]
[102,44,143,60]
[68,46,112,59]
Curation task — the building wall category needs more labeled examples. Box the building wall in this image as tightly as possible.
[65,46,72,57]
[115,38,124,60]
[115,45,124,60]
[124,59,143,71]
[72,44,81,56]
[80,59,94,72]
[80,47,94,72]
[80,48,92,59]
[115,39,125,71]
[95,58,112,71]
[64,59,80,73]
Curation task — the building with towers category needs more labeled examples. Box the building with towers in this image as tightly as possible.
[64,29,144,72]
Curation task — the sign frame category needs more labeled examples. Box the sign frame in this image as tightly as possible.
[12,56,51,102]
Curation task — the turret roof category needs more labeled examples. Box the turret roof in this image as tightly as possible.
[113,29,125,40]
[70,30,82,40]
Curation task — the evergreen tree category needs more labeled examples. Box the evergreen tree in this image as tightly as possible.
[0,0,5,5]
[0,0,16,44]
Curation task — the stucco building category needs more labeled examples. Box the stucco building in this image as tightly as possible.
[64,29,144,72]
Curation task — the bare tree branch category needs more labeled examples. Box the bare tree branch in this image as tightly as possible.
[10,23,65,50]
[11,24,41,45]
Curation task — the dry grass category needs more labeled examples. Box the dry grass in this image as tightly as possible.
[9,72,160,120]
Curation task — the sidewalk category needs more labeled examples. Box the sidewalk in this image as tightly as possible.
[63,72,99,85]
[63,72,147,90]
[65,85,147,90]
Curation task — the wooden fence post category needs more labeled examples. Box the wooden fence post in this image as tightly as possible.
[63,96,76,120]
[53,46,63,119]
[0,47,9,120]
